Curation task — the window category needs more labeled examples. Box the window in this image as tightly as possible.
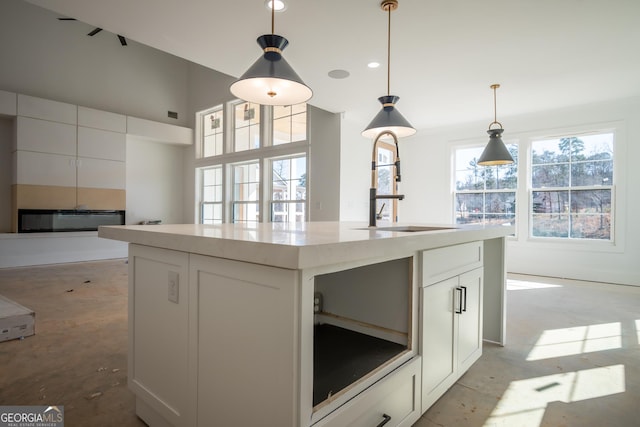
[231,162,260,224]
[273,104,307,145]
[531,133,613,240]
[271,155,307,223]
[196,101,309,225]
[233,101,261,152]
[202,107,224,157]
[200,167,223,224]
[454,145,518,226]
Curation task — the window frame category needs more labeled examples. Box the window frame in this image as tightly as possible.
[194,100,310,225]
[452,142,519,231]
[528,130,616,243]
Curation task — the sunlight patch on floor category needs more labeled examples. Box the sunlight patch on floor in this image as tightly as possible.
[483,364,626,427]
[507,279,562,291]
[526,322,621,361]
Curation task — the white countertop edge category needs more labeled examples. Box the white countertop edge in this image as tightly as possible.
[98,222,514,270]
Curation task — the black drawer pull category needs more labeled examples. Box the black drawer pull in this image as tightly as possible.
[376,414,392,427]
[461,285,467,312]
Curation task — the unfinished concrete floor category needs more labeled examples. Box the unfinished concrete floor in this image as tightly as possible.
[1,260,639,427]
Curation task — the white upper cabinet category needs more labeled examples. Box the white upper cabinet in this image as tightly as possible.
[78,106,126,133]
[17,94,77,125]
[14,151,76,187]
[78,126,126,161]
[16,116,77,156]
[0,90,17,116]
[77,157,125,189]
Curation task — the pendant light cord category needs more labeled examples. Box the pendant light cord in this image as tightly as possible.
[271,1,275,34]
[489,84,503,129]
[387,3,391,96]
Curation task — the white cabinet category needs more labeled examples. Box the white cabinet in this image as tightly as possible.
[17,94,77,125]
[16,116,77,156]
[78,126,126,161]
[14,151,76,187]
[128,245,190,427]
[190,253,299,427]
[420,242,483,411]
[313,357,421,427]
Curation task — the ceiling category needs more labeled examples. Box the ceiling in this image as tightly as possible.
[25,0,640,132]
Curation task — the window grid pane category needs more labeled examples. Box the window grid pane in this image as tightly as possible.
[531,133,613,240]
[200,166,223,224]
[203,109,224,157]
[234,102,260,152]
[232,162,260,224]
[271,155,306,223]
[274,103,307,145]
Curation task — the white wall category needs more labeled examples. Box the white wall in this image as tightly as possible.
[308,106,340,221]
[355,97,639,286]
[126,137,186,225]
[0,0,189,127]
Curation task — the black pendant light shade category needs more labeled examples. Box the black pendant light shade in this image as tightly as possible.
[230,34,312,106]
[478,84,514,166]
[478,128,513,166]
[362,95,416,139]
[362,0,415,140]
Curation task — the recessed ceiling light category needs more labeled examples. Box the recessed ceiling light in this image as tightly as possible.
[328,69,350,79]
[368,62,380,69]
[265,0,286,11]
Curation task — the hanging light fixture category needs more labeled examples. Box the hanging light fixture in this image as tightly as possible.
[230,1,312,106]
[362,0,416,139]
[478,84,514,166]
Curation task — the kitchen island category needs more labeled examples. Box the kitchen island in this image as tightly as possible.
[99,221,513,427]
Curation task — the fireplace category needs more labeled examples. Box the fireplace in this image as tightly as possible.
[18,209,125,233]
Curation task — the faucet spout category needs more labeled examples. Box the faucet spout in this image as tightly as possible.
[369,131,404,227]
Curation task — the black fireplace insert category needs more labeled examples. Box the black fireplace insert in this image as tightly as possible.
[18,209,126,233]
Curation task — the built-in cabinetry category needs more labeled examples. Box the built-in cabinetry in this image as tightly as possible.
[100,223,511,427]
[11,95,127,230]
[420,241,484,410]
[128,244,422,427]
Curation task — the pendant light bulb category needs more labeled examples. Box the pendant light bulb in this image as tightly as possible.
[478,84,514,166]
[230,2,312,106]
[362,0,415,139]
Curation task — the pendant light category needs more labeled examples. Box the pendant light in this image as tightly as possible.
[230,1,312,106]
[362,0,416,139]
[478,84,514,166]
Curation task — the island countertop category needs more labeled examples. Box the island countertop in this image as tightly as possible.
[99,221,513,270]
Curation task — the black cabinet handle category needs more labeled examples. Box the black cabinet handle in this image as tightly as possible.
[461,285,467,312]
[455,287,463,314]
[376,414,392,427]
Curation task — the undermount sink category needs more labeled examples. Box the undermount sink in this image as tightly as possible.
[357,226,457,232]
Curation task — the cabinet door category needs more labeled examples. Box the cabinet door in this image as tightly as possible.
[420,276,457,410]
[77,157,125,189]
[14,151,76,187]
[190,254,299,427]
[457,268,483,372]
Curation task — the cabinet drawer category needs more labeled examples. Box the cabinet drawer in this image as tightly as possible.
[422,241,483,286]
[313,357,421,427]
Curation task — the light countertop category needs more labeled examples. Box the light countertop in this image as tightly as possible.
[98,222,514,270]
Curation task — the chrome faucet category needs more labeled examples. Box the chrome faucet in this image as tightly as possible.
[370,130,404,227]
